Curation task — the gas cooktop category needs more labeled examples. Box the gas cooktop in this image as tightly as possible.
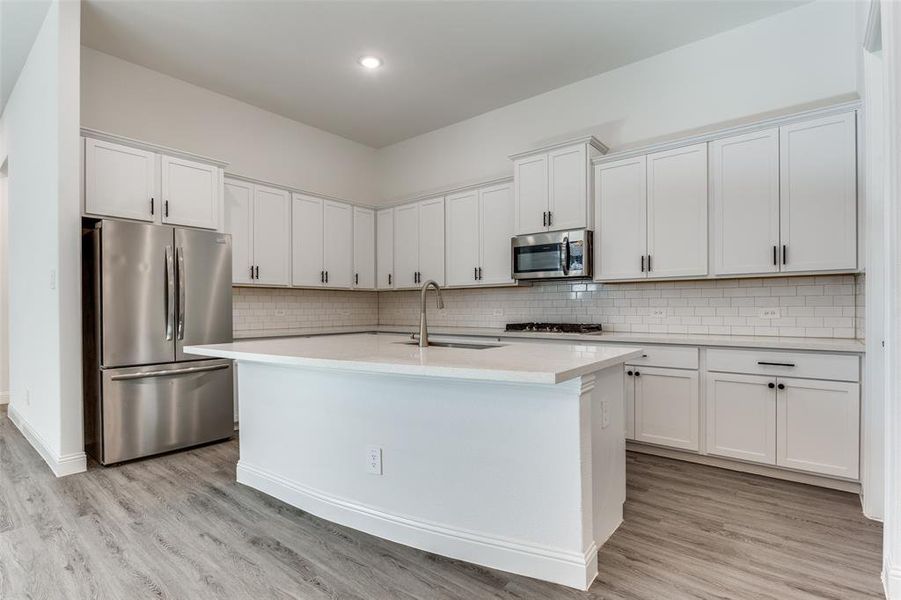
[504,322,603,334]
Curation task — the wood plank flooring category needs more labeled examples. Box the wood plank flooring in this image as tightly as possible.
[0,406,884,599]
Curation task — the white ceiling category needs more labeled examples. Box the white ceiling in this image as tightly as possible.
[1,0,51,113]
[82,0,808,148]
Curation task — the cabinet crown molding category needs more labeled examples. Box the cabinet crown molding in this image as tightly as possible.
[508,135,609,161]
[81,128,229,168]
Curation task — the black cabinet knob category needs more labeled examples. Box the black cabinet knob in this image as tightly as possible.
[634,371,640,377]
[626,370,633,376]
[777,383,785,390]
[768,382,775,389]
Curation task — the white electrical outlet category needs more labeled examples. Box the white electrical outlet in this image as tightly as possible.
[600,400,610,429]
[758,307,781,319]
[651,308,667,318]
[49,270,56,290]
[366,446,383,475]
[274,309,286,317]
[493,308,504,317]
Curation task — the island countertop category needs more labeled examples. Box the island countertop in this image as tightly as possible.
[185,333,643,384]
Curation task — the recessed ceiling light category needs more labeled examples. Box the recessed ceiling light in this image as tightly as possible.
[358,56,383,70]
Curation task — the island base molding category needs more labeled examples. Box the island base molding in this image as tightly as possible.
[237,460,605,590]
[234,360,629,590]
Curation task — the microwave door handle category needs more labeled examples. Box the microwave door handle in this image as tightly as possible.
[561,236,569,275]
[176,246,186,340]
[165,245,175,341]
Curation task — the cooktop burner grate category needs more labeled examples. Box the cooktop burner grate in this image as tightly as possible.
[505,322,603,334]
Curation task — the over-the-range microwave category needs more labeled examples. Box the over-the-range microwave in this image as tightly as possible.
[511,229,592,280]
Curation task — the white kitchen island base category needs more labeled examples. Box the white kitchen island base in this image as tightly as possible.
[186,334,640,590]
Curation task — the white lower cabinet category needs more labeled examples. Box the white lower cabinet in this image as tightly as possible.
[706,372,776,464]
[631,366,699,451]
[776,377,860,479]
[624,366,635,440]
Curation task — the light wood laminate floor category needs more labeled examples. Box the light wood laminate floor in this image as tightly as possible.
[0,407,883,599]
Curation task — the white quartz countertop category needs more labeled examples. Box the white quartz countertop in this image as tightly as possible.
[234,325,865,354]
[186,333,643,384]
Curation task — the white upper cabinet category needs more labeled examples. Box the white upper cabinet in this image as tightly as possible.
[323,200,353,288]
[224,179,290,286]
[646,143,708,278]
[711,129,780,276]
[513,155,548,235]
[353,207,375,289]
[252,185,291,286]
[223,179,254,285]
[161,155,220,229]
[376,208,395,290]
[512,138,605,235]
[446,190,481,286]
[418,197,446,285]
[779,112,857,272]
[595,156,647,280]
[84,138,158,222]
[445,182,514,287]
[478,182,515,286]
[393,203,420,289]
[291,194,325,287]
[547,145,588,232]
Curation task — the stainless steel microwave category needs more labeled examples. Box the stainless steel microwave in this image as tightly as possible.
[511,229,592,280]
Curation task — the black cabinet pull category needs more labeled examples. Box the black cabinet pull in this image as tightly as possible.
[250,266,254,280]
[641,255,645,272]
[626,370,633,376]
[634,371,641,377]
[547,211,552,226]
[782,244,787,265]
[478,267,482,280]
[773,245,777,266]
[757,361,795,367]
[388,273,392,285]
[325,271,329,284]
[777,383,785,390]
[320,270,324,283]
[164,200,169,218]
[255,266,259,279]
[355,273,359,285]
[150,198,155,215]
[474,267,478,281]
[647,255,652,272]
[768,382,775,389]
[542,211,547,227]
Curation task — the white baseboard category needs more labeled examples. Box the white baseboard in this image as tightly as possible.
[887,563,901,599]
[237,460,597,590]
[7,405,86,477]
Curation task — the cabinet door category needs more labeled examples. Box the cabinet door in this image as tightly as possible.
[711,129,780,276]
[646,143,708,278]
[353,207,375,289]
[479,182,515,285]
[418,197,445,285]
[779,113,857,272]
[547,144,587,231]
[291,194,324,286]
[161,155,219,229]
[633,367,699,451]
[624,367,635,440]
[223,179,254,284]
[595,157,647,280]
[514,154,548,234]
[253,185,291,286]
[84,138,157,222]
[376,209,395,290]
[323,200,353,288]
[706,373,776,465]
[445,190,481,286]
[393,203,419,288]
[776,377,860,479]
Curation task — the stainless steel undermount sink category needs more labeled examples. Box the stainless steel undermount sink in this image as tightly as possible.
[396,341,505,350]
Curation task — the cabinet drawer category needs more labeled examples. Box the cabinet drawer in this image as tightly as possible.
[625,345,698,370]
[706,349,858,382]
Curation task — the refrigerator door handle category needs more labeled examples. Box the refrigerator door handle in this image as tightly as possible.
[165,245,175,341]
[109,363,230,381]
[176,246,186,340]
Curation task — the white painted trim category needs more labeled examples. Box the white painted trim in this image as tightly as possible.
[80,128,229,167]
[509,135,609,161]
[886,563,901,599]
[593,101,861,165]
[7,405,86,477]
[864,0,882,53]
[237,460,597,590]
[0,392,9,406]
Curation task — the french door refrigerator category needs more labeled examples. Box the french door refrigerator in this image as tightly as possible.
[82,219,234,465]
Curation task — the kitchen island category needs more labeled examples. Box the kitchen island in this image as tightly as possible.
[185,333,642,590]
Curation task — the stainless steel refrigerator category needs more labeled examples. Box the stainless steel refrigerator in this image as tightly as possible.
[82,219,234,465]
